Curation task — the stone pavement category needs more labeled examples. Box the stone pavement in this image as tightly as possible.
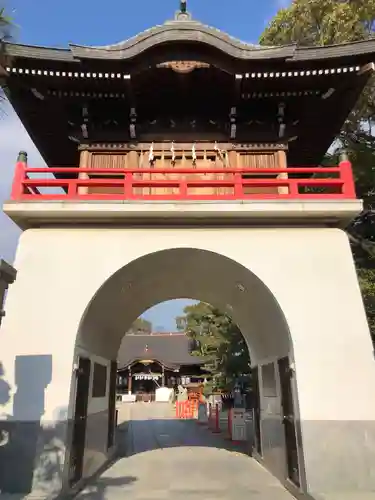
[77,402,296,500]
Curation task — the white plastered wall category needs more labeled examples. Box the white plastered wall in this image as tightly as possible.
[1,226,375,498]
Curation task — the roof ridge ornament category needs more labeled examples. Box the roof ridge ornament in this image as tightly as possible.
[175,0,192,21]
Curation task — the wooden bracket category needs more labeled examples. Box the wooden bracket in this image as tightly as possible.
[358,63,375,76]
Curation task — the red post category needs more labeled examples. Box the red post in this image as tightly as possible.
[208,404,212,429]
[11,151,27,200]
[339,153,356,198]
[186,400,192,419]
[185,400,191,419]
[227,408,232,440]
[212,403,220,433]
[67,181,77,198]
[233,172,243,198]
[124,172,133,199]
[288,180,299,197]
[180,179,188,198]
[193,400,198,418]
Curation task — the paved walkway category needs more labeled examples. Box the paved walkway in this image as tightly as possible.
[77,402,295,500]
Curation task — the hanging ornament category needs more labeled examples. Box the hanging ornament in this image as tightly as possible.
[192,142,197,165]
[214,141,224,162]
[148,143,154,164]
[171,141,176,164]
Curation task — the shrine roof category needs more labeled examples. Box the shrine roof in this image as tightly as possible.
[3,5,375,168]
[4,13,375,65]
[117,332,207,370]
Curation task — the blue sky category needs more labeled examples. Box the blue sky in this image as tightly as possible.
[0,0,289,329]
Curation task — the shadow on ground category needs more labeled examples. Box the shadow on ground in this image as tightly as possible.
[121,417,254,458]
[72,475,137,500]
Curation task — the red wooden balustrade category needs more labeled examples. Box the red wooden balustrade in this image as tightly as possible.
[10,160,356,201]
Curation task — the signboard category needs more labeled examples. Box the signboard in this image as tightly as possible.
[231,408,247,441]
[134,373,161,381]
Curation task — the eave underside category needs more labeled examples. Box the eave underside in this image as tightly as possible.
[2,40,373,167]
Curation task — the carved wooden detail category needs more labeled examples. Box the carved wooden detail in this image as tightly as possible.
[79,142,288,152]
[79,143,289,196]
[157,61,210,73]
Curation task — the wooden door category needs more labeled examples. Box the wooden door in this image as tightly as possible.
[251,366,262,455]
[278,357,300,487]
[69,357,91,485]
[107,361,117,450]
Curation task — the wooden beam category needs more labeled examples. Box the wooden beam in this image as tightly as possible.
[358,62,375,76]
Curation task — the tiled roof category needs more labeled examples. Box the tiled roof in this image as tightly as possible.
[117,332,206,369]
[4,15,375,63]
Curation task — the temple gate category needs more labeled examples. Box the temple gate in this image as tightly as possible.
[1,4,375,500]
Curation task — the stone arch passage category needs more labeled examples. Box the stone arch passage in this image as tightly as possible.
[77,248,291,364]
[73,248,297,489]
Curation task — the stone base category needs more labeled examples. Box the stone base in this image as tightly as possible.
[302,419,375,499]
[0,419,68,497]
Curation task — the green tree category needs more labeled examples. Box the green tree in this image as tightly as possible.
[260,1,375,47]
[126,317,152,334]
[260,0,375,341]
[176,302,251,389]
[0,7,12,39]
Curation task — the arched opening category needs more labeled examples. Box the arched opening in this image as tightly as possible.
[77,248,291,364]
[116,300,252,404]
[70,248,301,490]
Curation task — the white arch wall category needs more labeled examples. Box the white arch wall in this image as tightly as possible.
[1,226,375,499]
[77,246,290,364]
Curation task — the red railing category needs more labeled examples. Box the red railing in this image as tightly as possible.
[10,159,356,201]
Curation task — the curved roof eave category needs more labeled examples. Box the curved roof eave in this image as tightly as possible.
[117,355,207,371]
[69,22,295,61]
[4,20,375,64]
[118,357,179,371]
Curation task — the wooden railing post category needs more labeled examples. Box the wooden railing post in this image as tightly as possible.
[124,172,133,199]
[339,150,356,198]
[7,165,354,201]
[180,178,188,198]
[11,151,27,200]
[277,150,289,195]
[288,180,299,197]
[234,172,243,198]
[67,181,77,198]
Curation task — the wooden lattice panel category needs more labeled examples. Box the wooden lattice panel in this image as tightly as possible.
[78,145,288,197]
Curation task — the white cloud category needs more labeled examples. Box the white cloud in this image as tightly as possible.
[0,101,46,263]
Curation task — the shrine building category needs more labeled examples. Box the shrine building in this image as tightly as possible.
[1,2,375,500]
[116,331,208,402]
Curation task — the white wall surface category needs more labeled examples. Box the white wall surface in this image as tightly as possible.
[1,226,375,496]
[1,226,373,423]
